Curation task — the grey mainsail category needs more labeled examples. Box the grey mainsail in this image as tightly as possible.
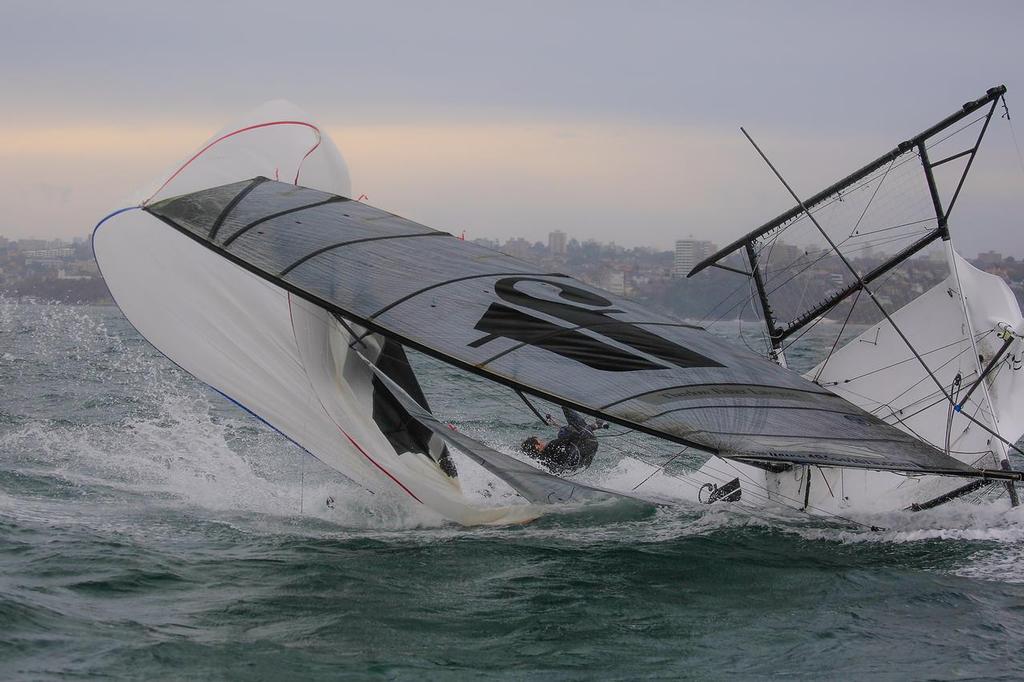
[143,178,996,479]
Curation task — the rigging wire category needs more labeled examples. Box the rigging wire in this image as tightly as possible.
[708,114,990,351]
[700,274,761,327]
[847,157,897,239]
[810,287,863,383]
[830,331,991,406]
[944,374,963,457]
[756,150,922,242]
[631,447,689,490]
[718,112,984,295]
[503,388,882,530]
[741,126,1024,462]
[1003,95,1024,178]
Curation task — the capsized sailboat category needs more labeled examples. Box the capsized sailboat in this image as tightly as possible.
[686,85,1024,515]
[94,94,1022,526]
[94,101,638,526]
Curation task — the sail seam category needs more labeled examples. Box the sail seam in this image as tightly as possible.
[221,195,348,246]
[599,383,836,410]
[278,231,448,276]
[367,271,571,320]
[208,176,269,241]
[476,320,707,368]
[639,403,865,423]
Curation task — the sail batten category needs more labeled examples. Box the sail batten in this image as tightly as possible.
[368,271,572,320]
[144,178,987,479]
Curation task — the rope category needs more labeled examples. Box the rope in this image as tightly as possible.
[703,112,988,343]
[812,287,863,383]
[945,373,963,457]
[848,157,897,239]
[501,387,882,530]
[742,127,1024,463]
[818,329,992,386]
[1004,95,1024,178]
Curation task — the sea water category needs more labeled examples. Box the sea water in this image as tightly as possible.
[2,300,1024,679]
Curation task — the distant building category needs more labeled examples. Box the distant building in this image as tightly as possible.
[976,250,1004,266]
[769,241,802,267]
[23,248,73,259]
[17,239,48,252]
[504,237,531,260]
[603,270,625,295]
[23,247,73,271]
[472,237,500,250]
[672,237,716,277]
[548,230,567,256]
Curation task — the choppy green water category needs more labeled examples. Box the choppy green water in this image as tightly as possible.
[3,301,1024,679]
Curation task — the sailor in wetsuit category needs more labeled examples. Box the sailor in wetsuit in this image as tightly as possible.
[521,407,606,474]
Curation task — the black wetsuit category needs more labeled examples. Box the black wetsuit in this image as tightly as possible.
[534,408,599,474]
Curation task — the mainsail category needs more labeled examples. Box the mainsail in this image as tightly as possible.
[139,176,1003,479]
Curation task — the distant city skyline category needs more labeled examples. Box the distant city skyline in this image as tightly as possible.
[5,224,1020,317]
[3,2,1024,257]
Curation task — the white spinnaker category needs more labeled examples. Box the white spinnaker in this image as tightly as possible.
[794,248,1024,511]
[137,100,352,206]
[810,249,1023,469]
[95,101,543,525]
[687,248,1023,514]
[950,250,1024,449]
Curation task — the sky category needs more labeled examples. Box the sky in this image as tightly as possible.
[2,0,1023,256]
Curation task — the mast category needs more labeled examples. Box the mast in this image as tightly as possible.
[745,243,787,366]
[942,237,1019,506]
[914,92,1018,505]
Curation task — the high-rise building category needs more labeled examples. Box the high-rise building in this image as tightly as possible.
[672,237,716,277]
[548,230,567,256]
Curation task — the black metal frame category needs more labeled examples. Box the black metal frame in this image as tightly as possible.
[689,85,1004,279]
[688,85,1006,346]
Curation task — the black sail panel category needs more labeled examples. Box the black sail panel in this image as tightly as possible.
[144,178,978,477]
[368,334,458,478]
[362,353,638,505]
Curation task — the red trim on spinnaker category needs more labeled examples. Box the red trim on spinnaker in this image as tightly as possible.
[286,293,422,504]
[143,120,322,205]
[338,429,424,504]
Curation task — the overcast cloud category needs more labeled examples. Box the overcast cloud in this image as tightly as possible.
[2,0,1022,255]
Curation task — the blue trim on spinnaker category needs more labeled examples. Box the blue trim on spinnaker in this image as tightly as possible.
[91,205,376,496]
